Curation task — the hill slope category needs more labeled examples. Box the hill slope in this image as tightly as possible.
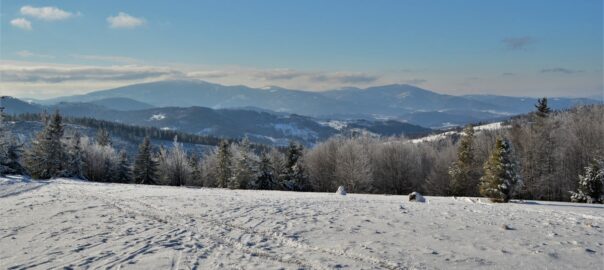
[1,176,602,269]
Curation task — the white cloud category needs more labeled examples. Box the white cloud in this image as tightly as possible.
[107,12,146,29]
[0,63,183,83]
[10,18,32,30]
[20,5,75,21]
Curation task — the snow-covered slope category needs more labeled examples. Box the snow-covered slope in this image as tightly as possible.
[1,176,602,269]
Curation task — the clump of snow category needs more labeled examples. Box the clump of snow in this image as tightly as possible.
[335,186,347,195]
[149,113,166,121]
[319,120,348,131]
[408,191,426,202]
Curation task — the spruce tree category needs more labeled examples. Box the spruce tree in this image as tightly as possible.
[256,152,276,190]
[449,125,479,196]
[24,110,67,179]
[535,97,551,118]
[133,137,158,185]
[96,128,112,146]
[216,140,232,188]
[570,161,604,203]
[116,150,132,183]
[280,141,309,191]
[479,138,523,202]
[64,133,85,179]
[188,153,203,186]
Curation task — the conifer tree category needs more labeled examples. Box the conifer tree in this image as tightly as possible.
[64,133,85,179]
[115,150,132,183]
[480,138,523,202]
[280,141,309,191]
[256,152,276,190]
[0,101,24,176]
[188,153,203,186]
[133,137,158,184]
[570,161,604,203]
[449,125,479,196]
[216,140,232,188]
[535,97,551,118]
[96,128,112,146]
[24,110,67,179]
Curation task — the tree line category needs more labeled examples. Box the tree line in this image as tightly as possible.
[1,99,602,203]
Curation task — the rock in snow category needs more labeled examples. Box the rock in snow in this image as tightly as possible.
[409,191,426,202]
[335,186,347,195]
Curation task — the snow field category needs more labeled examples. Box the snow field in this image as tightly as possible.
[0,176,603,269]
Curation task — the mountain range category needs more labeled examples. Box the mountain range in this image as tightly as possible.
[38,80,600,127]
[3,80,599,145]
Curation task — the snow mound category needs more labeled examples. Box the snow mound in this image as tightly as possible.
[335,186,347,195]
[408,191,426,202]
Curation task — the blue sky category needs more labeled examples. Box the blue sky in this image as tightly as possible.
[1,0,602,98]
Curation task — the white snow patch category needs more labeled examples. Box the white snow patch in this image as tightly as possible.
[149,113,166,121]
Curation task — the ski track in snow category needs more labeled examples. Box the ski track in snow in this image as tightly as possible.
[1,177,603,269]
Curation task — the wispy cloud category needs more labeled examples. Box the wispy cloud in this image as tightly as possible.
[20,5,77,21]
[10,18,32,30]
[502,36,535,50]
[16,50,55,58]
[72,54,139,64]
[310,72,379,84]
[0,64,182,83]
[540,67,582,74]
[107,12,146,29]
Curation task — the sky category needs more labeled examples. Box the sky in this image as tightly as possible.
[0,0,602,99]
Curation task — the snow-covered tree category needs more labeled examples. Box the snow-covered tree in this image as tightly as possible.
[335,138,372,193]
[96,128,112,146]
[479,138,523,202]
[80,136,120,182]
[228,137,259,189]
[449,125,479,196]
[188,153,203,186]
[158,136,192,186]
[216,140,232,188]
[63,133,85,179]
[24,110,67,179]
[133,137,158,185]
[570,161,604,203]
[279,141,309,191]
[0,102,24,176]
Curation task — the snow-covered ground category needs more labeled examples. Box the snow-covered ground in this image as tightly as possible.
[1,176,603,269]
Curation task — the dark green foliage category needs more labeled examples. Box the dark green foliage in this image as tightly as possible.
[133,137,158,185]
[480,138,522,202]
[535,97,551,118]
[115,150,132,183]
[449,125,480,196]
[24,110,67,179]
[256,152,276,190]
[279,141,309,191]
[216,140,232,188]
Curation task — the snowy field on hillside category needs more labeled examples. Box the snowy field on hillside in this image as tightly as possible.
[1,176,603,269]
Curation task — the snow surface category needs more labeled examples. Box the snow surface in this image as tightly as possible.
[149,113,166,121]
[1,176,603,269]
